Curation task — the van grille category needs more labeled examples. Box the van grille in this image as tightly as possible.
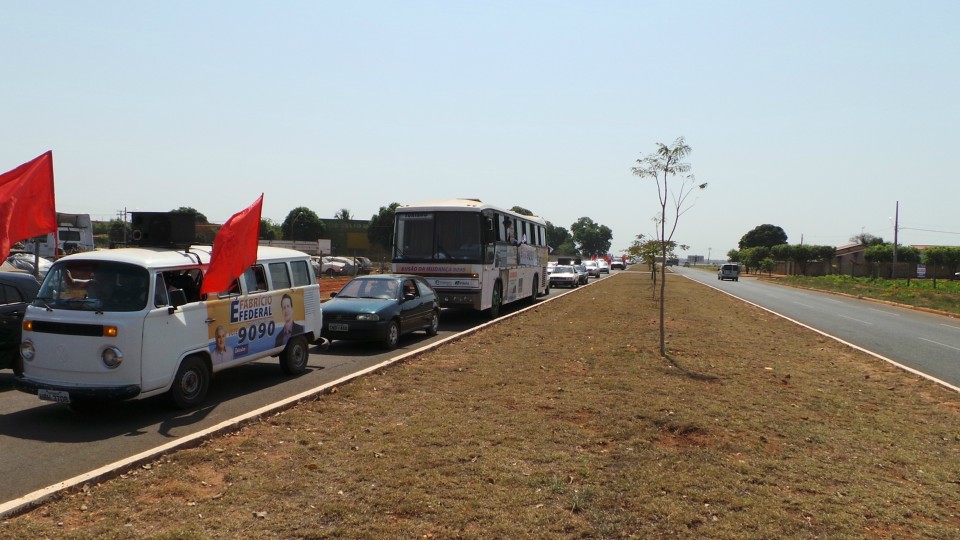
[30,321,105,337]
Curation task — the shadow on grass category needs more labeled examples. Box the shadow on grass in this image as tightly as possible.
[663,353,721,383]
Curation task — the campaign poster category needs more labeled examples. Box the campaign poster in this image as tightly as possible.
[206,290,306,364]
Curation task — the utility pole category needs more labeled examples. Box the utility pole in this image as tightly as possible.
[892,201,899,279]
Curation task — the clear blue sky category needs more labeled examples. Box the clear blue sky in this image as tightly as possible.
[3,1,958,260]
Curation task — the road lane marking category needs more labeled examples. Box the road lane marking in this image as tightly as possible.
[837,314,874,325]
[919,337,960,352]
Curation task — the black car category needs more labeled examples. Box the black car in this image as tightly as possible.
[321,274,440,349]
[0,272,41,375]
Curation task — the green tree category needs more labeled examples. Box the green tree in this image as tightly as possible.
[739,224,787,250]
[865,243,920,278]
[367,203,400,255]
[171,207,208,224]
[108,219,131,245]
[570,217,612,258]
[771,244,836,275]
[726,249,740,263]
[739,246,770,274]
[334,209,352,220]
[922,246,960,288]
[281,207,324,241]
[759,257,775,276]
[850,232,885,246]
[631,136,707,356]
[510,206,534,216]
[259,219,282,240]
[545,221,572,253]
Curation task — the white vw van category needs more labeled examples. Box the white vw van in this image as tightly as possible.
[16,245,324,409]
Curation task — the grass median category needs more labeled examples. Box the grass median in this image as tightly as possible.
[4,271,959,538]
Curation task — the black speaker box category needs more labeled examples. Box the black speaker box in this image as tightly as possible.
[130,212,196,248]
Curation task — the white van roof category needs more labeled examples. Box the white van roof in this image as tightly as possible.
[54,245,310,270]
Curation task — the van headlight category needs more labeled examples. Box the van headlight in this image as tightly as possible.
[102,347,123,369]
[20,340,35,361]
[357,313,380,321]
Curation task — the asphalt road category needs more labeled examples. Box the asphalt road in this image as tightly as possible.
[673,266,960,389]
[0,277,598,508]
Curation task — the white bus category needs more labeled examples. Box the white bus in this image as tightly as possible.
[16,245,323,410]
[391,199,550,317]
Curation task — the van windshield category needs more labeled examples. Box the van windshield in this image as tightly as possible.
[35,261,151,312]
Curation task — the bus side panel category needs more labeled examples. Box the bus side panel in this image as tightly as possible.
[141,302,209,392]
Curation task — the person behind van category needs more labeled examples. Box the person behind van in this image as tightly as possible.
[275,293,304,347]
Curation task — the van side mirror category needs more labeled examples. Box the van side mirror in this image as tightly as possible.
[169,289,188,308]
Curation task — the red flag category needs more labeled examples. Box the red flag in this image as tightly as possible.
[0,151,57,260]
[201,194,263,295]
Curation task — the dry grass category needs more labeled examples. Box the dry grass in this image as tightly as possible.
[3,272,960,539]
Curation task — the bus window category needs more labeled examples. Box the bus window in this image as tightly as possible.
[394,212,434,260]
[436,212,481,260]
[290,260,312,287]
[269,262,291,289]
[243,265,268,292]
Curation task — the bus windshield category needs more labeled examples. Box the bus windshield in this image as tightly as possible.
[394,211,482,262]
[35,261,151,312]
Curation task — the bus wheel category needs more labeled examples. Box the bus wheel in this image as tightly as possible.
[489,281,503,319]
[280,335,310,375]
[529,275,539,305]
[425,310,439,336]
[382,320,400,349]
[169,356,209,409]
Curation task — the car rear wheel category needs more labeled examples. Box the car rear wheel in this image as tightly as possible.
[425,311,439,336]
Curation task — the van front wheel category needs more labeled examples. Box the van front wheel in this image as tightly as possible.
[280,335,310,375]
[169,356,209,409]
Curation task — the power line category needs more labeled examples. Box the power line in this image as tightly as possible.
[899,227,960,236]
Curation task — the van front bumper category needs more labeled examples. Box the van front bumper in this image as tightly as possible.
[14,377,141,402]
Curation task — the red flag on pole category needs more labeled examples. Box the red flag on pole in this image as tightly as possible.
[0,151,57,260]
[201,194,263,295]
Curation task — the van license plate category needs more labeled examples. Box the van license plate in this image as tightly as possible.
[38,389,71,403]
[329,323,349,332]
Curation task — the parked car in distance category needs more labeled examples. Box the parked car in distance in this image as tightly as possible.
[610,258,625,270]
[0,271,41,375]
[354,256,374,275]
[718,263,740,281]
[549,265,579,288]
[321,274,440,349]
[314,256,357,277]
[583,260,600,278]
[574,263,589,285]
[597,260,610,274]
